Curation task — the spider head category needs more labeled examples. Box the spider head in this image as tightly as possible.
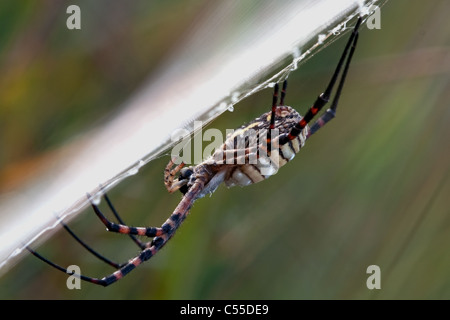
[178,167,194,195]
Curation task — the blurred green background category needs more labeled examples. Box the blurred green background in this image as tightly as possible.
[1,0,449,299]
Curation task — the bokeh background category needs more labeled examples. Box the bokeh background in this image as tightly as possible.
[1,0,449,299]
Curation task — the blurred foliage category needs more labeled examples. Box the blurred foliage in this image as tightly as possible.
[0,0,449,299]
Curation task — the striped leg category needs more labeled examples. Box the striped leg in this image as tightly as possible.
[267,80,289,153]
[267,82,279,153]
[91,200,166,238]
[58,192,150,269]
[61,221,125,269]
[164,157,186,193]
[308,29,359,137]
[280,17,361,145]
[103,193,148,249]
[97,176,206,286]
[28,178,204,287]
[27,243,158,286]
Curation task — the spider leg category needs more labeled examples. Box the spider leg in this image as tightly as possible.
[164,157,186,193]
[279,80,287,106]
[27,243,160,287]
[308,30,359,137]
[269,83,279,130]
[103,193,148,249]
[90,199,166,238]
[61,221,125,269]
[280,17,362,145]
[26,247,108,286]
[267,82,279,153]
[28,177,204,287]
[58,191,150,269]
[28,196,149,274]
[92,178,203,286]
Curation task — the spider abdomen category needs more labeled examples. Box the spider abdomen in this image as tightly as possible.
[223,132,307,187]
[218,106,309,187]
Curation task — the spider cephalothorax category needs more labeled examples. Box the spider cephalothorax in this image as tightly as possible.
[29,17,362,286]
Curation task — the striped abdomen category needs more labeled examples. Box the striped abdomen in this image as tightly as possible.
[207,106,309,187]
[224,128,308,187]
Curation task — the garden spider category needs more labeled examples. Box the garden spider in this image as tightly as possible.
[28,17,362,286]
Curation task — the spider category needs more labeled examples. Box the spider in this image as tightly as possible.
[28,17,362,286]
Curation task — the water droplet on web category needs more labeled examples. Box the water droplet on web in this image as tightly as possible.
[318,34,326,44]
[92,194,101,205]
[126,159,145,176]
[268,82,276,88]
[128,167,139,176]
[227,104,234,112]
